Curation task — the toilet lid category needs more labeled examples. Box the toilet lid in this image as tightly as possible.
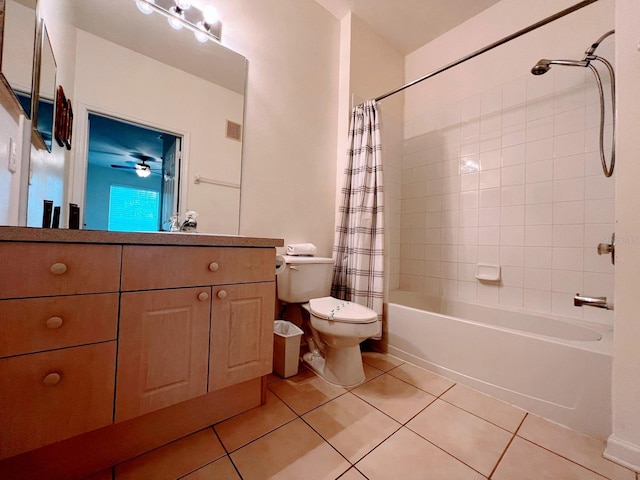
[309,297,378,324]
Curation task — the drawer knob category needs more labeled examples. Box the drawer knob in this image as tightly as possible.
[45,316,64,329]
[50,263,67,275]
[217,290,227,299]
[208,262,219,272]
[43,372,61,386]
[198,292,209,302]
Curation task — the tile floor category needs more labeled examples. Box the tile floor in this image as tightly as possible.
[102,352,637,480]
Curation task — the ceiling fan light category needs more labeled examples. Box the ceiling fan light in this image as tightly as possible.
[175,0,191,10]
[135,164,152,178]
[136,0,155,15]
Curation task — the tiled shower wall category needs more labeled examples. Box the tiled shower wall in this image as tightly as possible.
[394,62,615,326]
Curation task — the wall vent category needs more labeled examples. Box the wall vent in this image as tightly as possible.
[226,120,242,141]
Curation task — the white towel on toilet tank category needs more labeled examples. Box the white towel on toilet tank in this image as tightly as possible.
[286,243,318,256]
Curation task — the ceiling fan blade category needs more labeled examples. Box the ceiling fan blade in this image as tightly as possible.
[110,164,135,169]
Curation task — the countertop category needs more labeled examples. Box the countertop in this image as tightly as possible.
[0,226,284,248]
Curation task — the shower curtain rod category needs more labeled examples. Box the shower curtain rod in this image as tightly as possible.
[374,0,600,103]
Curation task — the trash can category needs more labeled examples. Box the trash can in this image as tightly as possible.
[273,320,304,378]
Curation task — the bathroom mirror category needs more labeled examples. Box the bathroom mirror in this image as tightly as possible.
[0,0,37,118]
[29,0,247,234]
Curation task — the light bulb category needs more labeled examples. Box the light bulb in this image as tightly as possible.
[194,22,209,43]
[202,5,219,24]
[175,0,191,9]
[168,6,184,30]
[136,0,155,15]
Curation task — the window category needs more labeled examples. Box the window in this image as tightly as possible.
[108,185,159,232]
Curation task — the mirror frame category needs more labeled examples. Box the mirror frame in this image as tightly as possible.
[30,16,53,151]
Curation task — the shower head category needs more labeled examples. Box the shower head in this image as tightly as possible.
[531,59,551,75]
[530,58,590,75]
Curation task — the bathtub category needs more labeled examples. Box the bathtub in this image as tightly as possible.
[385,291,613,439]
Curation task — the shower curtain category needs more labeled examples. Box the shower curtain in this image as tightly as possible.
[331,100,384,339]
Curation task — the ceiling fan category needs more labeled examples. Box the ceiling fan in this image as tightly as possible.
[110,154,161,178]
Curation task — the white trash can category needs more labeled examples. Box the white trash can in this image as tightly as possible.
[273,320,304,378]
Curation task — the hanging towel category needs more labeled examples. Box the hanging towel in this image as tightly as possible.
[286,243,318,256]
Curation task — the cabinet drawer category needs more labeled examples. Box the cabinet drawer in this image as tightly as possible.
[0,243,121,299]
[0,342,116,460]
[0,293,118,358]
[121,246,274,291]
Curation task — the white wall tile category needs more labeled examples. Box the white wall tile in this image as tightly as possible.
[525,225,553,247]
[478,283,500,305]
[479,169,501,190]
[553,131,586,158]
[526,182,553,205]
[478,245,500,264]
[479,207,501,226]
[501,185,525,206]
[553,201,585,224]
[480,149,501,171]
[584,198,614,224]
[553,178,584,202]
[524,289,552,314]
[525,203,553,225]
[552,224,584,247]
[501,205,525,225]
[478,226,500,246]
[526,160,553,183]
[502,165,526,186]
[552,269,583,294]
[527,117,554,142]
[502,144,526,167]
[502,78,526,108]
[500,246,524,267]
[584,174,615,200]
[552,247,584,271]
[552,292,583,319]
[526,138,554,163]
[501,266,524,287]
[554,107,586,136]
[500,225,525,246]
[499,286,523,308]
[524,246,553,269]
[479,188,501,208]
[524,267,552,290]
[554,153,585,180]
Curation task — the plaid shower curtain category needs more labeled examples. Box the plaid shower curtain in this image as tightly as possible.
[331,100,384,339]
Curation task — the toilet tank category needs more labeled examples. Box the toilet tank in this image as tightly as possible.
[277,256,335,303]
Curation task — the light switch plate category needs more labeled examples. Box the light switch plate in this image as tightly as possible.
[7,137,17,173]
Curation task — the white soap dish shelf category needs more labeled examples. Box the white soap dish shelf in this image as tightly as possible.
[475,264,501,282]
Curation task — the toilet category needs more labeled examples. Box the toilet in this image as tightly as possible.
[277,255,379,387]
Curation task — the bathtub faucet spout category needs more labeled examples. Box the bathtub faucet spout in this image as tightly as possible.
[574,294,612,310]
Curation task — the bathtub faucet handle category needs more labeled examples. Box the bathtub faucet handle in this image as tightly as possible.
[574,294,612,310]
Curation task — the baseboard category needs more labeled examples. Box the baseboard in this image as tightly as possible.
[604,434,640,473]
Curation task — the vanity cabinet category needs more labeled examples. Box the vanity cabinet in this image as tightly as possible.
[0,228,282,479]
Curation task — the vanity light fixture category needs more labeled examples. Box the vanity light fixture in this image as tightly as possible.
[133,0,222,43]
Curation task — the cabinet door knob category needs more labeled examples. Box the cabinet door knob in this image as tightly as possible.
[208,262,219,272]
[43,372,61,386]
[45,316,64,329]
[50,263,67,275]
[198,292,209,301]
[217,290,227,299]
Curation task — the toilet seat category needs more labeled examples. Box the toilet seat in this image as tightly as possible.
[309,296,378,324]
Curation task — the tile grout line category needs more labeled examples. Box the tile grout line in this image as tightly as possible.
[486,412,528,479]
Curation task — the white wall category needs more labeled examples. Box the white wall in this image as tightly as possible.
[396,0,615,328]
[71,30,244,234]
[213,0,341,256]
[605,0,640,471]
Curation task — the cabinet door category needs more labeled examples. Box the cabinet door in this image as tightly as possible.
[209,282,275,391]
[116,287,211,422]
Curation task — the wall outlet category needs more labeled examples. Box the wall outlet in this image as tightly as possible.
[7,137,17,173]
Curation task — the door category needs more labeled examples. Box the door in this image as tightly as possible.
[160,135,181,230]
[116,287,211,422]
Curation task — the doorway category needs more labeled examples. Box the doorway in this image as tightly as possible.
[84,113,181,232]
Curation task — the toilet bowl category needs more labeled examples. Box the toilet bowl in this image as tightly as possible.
[276,256,379,387]
[303,296,379,387]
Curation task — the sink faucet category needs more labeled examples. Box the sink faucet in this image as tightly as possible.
[574,294,612,310]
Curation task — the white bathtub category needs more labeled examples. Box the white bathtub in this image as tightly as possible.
[385,291,613,439]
